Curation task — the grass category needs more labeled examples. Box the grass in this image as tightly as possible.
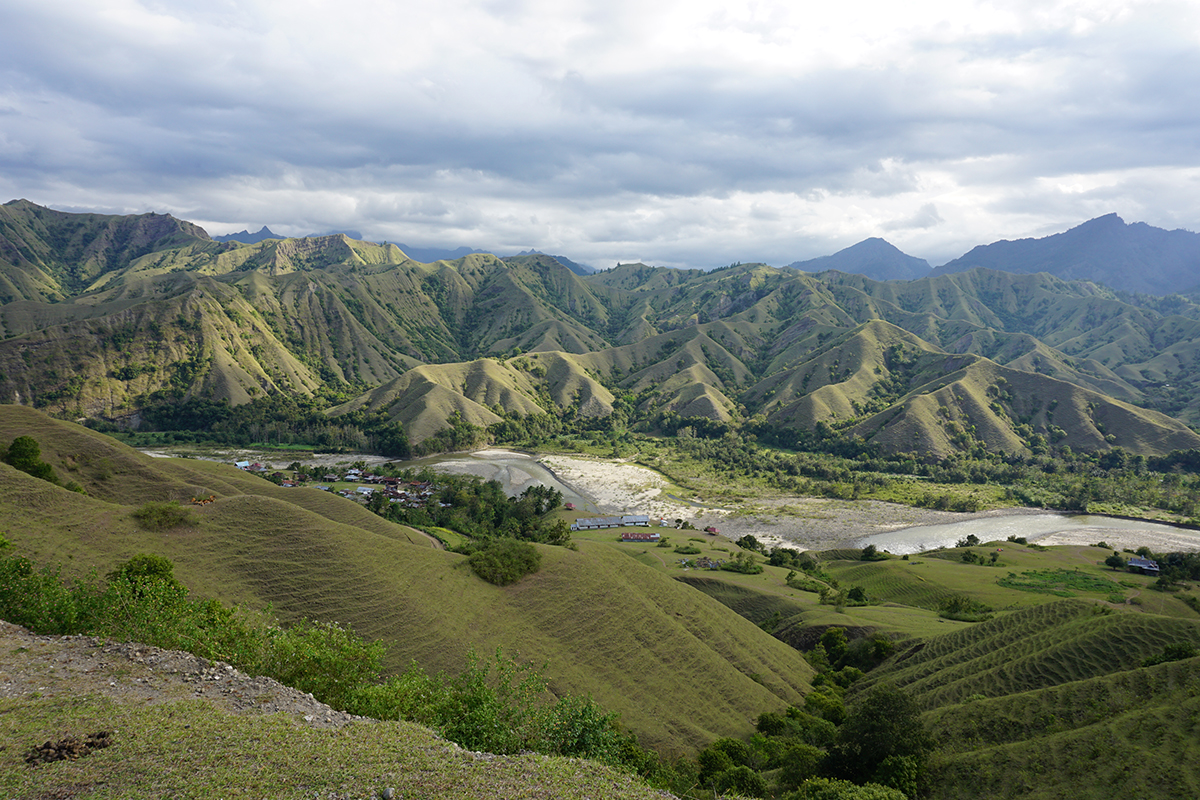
[997,568,1125,596]
[923,655,1200,799]
[1,696,668,800]
[0,405,815,757]
[9,406,1200,797]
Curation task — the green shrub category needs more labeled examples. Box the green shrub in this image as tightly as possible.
[715,764,767,797]
[674,545,702,555]
[784,777,907,799]
[1142,642,1200,667]
[265,620,385,710]
[3,435,58,484]
[0,547,641,770]
[131,501,194,530]
[938,594,994,621]
[468,538,542,585]
[777,743,825,790]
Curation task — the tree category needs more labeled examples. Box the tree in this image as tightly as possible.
[736,534,765,553]
[468,539,542,585]
[1105,552,1127,571]
[860,544,879,560]
[826,684,933,789]
[4,436,58,483]
[820,627,849,666]
[715,764,767,798]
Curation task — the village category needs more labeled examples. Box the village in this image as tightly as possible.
[230,460,741,570]
[232,461,441,509]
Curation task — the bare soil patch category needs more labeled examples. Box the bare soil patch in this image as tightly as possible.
[0,620,360,729]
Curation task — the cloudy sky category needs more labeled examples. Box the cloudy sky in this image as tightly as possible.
[3,0,1199,268]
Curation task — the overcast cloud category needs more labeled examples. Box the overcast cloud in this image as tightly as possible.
[2,0,1199,268]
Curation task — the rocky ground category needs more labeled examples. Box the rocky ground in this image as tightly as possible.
[0,620,361,730]
[1,622,676,800]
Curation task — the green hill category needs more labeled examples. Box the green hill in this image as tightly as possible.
[0,406,813,755]
[6,200,1200,456]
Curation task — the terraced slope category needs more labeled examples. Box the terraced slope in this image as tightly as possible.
[851,600,1200,800]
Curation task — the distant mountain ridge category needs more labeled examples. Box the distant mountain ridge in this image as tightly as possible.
[214,226,284,244]
[513,249,596,275]
[789,237,932,281]
[932,214,1200,296]
[5,199,1200,458]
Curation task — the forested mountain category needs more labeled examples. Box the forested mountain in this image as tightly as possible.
[4,199,1200,458]
[932,214,1200,296]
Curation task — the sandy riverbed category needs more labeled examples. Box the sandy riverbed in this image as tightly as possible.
[537,454,1023,550]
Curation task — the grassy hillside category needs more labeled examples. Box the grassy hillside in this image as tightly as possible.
[0,624,671,800]
[0,406,813,755]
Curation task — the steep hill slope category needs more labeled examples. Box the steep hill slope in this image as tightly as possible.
[0,406,814,755]
[855,600,1200,799]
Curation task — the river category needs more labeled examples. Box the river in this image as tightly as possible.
[852,512,1200,555]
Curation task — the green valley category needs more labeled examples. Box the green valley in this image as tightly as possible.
[6,201,1200,799]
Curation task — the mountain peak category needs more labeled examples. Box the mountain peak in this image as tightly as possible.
[788,237,931,281]
[214,226,284,244]
[933,215,1200,294]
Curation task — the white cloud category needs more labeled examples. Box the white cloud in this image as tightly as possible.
[1,0,1198,267]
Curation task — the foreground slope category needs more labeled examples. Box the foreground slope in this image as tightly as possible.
[0,622,670,800]
[0,406,814,754]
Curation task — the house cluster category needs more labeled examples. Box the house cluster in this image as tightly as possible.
[232,462,439,507]
[678,557,723,569]
[571,514,653,531]
[1128,555,1161,576]
[333,472,438,507]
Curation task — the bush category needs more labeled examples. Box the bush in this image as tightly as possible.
[265,620,385,710]
[715,764,767,798]
[860,544,885,561]
[1142,642,1200,667]
[938,594,994,622]
[778,743,825,790]
[721,550,764,574]
[3,435,58,484]
[468,539,542,585]
[736,534,766,553]
[784,778,907,799]
[0,547,642,769]
[131,501,194,531]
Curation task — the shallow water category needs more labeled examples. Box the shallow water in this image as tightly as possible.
[853,513,1200,555]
